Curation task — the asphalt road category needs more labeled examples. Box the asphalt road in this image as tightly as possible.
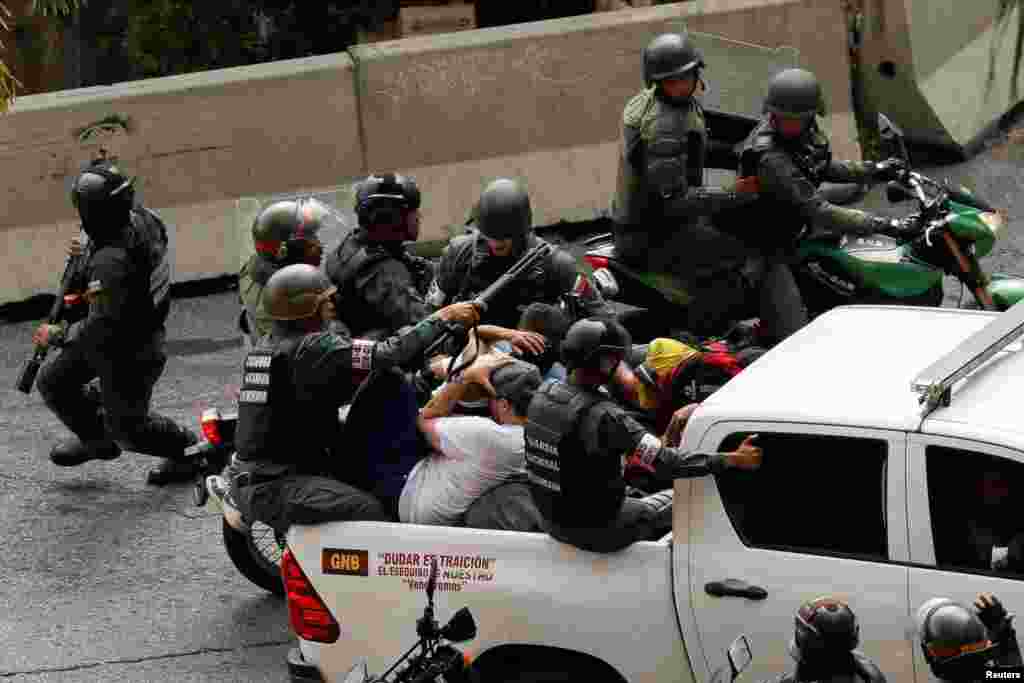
[0,292,292,682]
[0,126,1021,683]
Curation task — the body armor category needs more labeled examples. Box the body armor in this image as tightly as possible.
[613,87,708,226]
[235,337,300,463]
[740,118,832,188]
[525,380,620,528]
[324,230,401,336]
[440,232,552,330]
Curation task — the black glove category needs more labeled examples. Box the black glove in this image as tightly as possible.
[975,593,1014,641]
[406,255,435,295]
[871,157,907,182]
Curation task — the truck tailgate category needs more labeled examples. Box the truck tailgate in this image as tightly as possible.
[287,521,688,683]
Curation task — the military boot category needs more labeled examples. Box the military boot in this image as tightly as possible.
[146,429,201,486]
[49,437,122,467]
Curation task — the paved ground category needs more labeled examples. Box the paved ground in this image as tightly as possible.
[0,123,1021,682]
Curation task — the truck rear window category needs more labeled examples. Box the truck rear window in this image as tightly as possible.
[714,432,889,561]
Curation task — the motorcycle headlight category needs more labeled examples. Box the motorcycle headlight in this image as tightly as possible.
[979,211,1004,236]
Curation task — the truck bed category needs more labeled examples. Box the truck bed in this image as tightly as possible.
[287,521,691,683]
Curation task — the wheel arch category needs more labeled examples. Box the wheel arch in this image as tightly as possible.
[469,643,629,682]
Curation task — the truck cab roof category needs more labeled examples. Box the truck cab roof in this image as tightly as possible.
[697,305,1024,447]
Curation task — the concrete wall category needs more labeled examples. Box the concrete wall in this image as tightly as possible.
[0,53,363,302]
[0,0,856,305]
[859,0,1024,151]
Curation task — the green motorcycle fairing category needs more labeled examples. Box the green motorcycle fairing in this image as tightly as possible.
[797,234,942,298]
[987,273,1024,310]
[946,200,1002,258]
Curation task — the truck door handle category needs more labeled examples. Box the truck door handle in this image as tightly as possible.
[704,579,768,600]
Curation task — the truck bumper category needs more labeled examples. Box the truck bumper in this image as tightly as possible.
[287,647,325,683]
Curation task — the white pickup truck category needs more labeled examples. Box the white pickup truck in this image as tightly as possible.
[283,303,1024,683]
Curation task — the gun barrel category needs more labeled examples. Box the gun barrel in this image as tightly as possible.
[473,243,553,309]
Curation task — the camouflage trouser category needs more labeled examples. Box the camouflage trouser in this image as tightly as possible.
[547,490,674,553]
[613,221,807,342]
[37,329,197,458]
[233,473,390,536]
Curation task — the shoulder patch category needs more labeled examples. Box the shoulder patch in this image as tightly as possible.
[623,88,655,127]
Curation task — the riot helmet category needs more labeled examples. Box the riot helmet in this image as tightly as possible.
[642,33,705,89]
[789,597,861,665]
[251,198,329,265]
[476,178,533,243]
[355,173,422,241]
[263,263,337,321]
[70,159,136,240]
[764,68,824,120]
[916,598,999,681]
[561,317,631,374]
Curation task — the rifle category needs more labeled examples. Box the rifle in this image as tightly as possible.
[16,252,83,395]
[424,241,555,375]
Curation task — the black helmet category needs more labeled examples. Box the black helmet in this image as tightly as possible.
[549,248,581,295]
[476,178,532,241]
[789,597,860,665]
[561,318,631,371]
[642,33,705,87]
[252,198,328,263]
[263,263,337,321]
[764,68,824,119]
[355,173,421,230]
[916,598,999,681]
[70,159,136,238]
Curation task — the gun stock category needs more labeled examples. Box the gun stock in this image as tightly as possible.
[15,252,81,395]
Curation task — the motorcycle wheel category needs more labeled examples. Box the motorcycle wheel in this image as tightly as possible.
[222,518,286,596]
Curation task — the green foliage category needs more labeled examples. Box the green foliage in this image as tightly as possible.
[122,1,266,78]
[0,2,18,112]
[30,0,86,17]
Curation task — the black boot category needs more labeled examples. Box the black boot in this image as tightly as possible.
[49,438,122,467]
[145,429,201,486]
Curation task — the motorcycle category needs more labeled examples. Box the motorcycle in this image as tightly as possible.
[582,112,1024,339]
[339,557,477,683]
[190,407,288,597]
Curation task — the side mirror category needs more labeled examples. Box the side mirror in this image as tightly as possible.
[440,607,477,643]
[727,634,753,679]
[885,181,914,203]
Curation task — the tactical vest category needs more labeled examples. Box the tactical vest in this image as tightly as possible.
[525,380,621,528]
[736,117,834,247]
[613,88,708,227]
[324,231,397,337]
[447,233,551,330]
[739,118,833,187]
[235,337,300,463]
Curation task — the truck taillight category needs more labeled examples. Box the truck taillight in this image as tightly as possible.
[584,254,609,270]
[200,408,223,446]
[281,548,340,644]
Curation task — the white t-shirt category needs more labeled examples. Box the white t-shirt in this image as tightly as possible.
[398,416,525,526]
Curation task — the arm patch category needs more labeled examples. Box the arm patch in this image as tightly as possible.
[632,433,663,466]
[351,338,375,370]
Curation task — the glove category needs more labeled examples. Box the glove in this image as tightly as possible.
[871,157,907,182]
[975,593,1015,642]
